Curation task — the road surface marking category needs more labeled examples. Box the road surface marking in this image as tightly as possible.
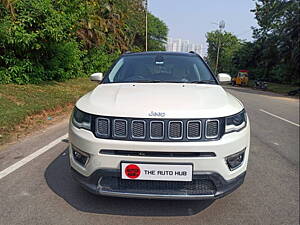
[260,109,300,127]
[0,134,68,180]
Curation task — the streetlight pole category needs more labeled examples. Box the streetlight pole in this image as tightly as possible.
[145,0,148,51]
[215,20,225,74]
[215,34,221,74]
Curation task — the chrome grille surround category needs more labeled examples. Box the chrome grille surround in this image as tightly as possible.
[187,120,202,139]
[113,119,127,138]
[168,121,183,140]
[150,121,164,139]
[131,120,146,139]
[95,117,110,137]
[205,119,219,139]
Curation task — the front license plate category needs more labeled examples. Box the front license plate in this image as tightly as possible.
[121,163,193,181]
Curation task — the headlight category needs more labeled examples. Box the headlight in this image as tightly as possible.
[72,107,92,130]
[225,110,247,133]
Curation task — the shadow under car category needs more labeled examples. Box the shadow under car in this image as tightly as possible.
[44,148,215,216]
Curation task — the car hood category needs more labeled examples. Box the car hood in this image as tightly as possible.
[76,83,243,118]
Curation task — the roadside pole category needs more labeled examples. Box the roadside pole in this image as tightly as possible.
[214,20,225,74]
[145,0,148,51]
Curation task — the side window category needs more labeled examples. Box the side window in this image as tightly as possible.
[108,58,124,82]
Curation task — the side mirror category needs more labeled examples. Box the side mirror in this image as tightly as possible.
[90,72,103,82]
[217,73,231,83]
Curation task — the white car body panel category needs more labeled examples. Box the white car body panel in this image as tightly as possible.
[76,83,243,118]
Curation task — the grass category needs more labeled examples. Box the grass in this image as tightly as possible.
[0,77,97,146]
[247,80,299,95]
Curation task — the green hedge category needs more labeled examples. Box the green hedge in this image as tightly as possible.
[0,0,85,84]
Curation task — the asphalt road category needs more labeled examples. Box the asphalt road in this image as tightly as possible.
[0,86,299,225]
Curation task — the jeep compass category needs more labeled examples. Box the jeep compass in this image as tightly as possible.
[69,51,250,199]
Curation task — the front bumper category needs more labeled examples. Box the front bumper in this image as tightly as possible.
[70,167,246,199]
[69,123,250,178]
[69,117,250,199]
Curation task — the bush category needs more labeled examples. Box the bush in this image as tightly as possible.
[0,0,85,84]
[0,0,168,84]
[43,41,85,81]
[83,47,119,75]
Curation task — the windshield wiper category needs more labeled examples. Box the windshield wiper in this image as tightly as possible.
[133,80,161,83]
[128,80,216,84]
[190,80,216,84]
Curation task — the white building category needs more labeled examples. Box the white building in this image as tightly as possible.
[166,37,203,57]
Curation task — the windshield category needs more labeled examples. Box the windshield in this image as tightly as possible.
[102,54,217,84]
[238,72,248,78]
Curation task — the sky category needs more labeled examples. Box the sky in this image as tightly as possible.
[148,0,258,52]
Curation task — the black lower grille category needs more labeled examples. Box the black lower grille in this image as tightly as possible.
[99,177,216,195]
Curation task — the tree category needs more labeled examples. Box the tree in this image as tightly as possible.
[251,0,300,83]
[0,0,169,84]
[206,31,241,74]
[232,41,266,80]
[0,0,85,84]
[147,13,168,51]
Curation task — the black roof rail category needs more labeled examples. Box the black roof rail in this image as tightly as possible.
[189,51,196,54]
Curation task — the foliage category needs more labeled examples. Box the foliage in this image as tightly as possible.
[77,0,144,52]
[0,0,85,84]
[0,0,168,84]
[206,0,299,85]
[147,13,168,51]
[250,0,300,84]
[206,31,241,74]
[82,46,119,75]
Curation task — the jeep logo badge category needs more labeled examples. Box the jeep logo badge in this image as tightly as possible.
[148,111,166,117]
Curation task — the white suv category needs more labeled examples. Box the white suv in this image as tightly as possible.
[69,52,250,199]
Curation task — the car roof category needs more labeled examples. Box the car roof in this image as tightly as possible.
[122,51,198,57]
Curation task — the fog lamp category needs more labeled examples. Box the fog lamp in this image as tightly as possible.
[72,145,90,167]
[226,149,245,171]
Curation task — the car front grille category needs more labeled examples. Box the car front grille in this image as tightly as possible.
[95,118,109,137]
[206,120,219,138]
[94,116,225,142]
[131,120,145,138]
[169,121,183,139]
[113,119,127,137]
[99,176,217,196]
[150,121,164,139]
